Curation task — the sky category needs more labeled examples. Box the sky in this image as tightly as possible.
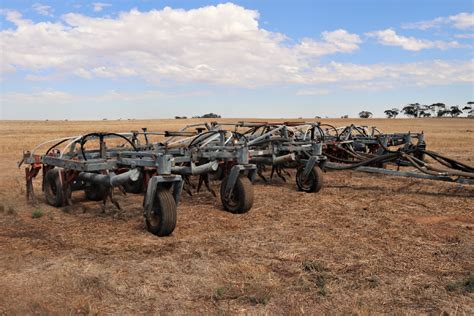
[0,0,473,119]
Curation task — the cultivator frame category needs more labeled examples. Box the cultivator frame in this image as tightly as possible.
[19,120,473,238]
[320,124,474,184]
[20,129,257,236]
[135,126,257,213]
[212,121,327,193]
[320,124,426,163]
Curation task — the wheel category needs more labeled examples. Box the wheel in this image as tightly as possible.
[44,168,71,207]
[145,188,177,236]
[84,182,108,201]
[220,176,254,214]
[123,170,144,194]
[296,165,323,193]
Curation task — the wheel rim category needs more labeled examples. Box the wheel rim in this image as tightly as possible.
[297,170,314,191]
[223,188,239,208]
[47,180,58,198]
[147,209,161,228]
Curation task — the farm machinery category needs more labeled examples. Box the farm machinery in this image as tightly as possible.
[19,128,256,236]
[319,124,474,184]
[211,121,327,192]
[18,120,473,238]
[211,121,473,185]
[320,124,426,164]
[132,125,257,213]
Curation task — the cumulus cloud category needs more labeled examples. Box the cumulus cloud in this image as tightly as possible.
[292,59,473,93]
[366,29,460,51]
[297,29,361,56]
[92,3,111,12]
[0,4,472,91]
[0,4,361,86]
[32,3,53,16]
[402,12,474,30]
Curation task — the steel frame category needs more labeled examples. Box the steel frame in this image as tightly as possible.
[210,121,327,191]
[19,128,258,236]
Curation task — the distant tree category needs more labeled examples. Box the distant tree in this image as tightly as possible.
[358,111,373,118]
[463,102,473,116]
[402,103,422,118]
[384,108,399,118]
[437,109,449,117]
[340,115,349,119]
[431,102,446,109]
[175,116,187,119]
[201,113,221,118]
[426,103,444,117]
[449,106,463,117]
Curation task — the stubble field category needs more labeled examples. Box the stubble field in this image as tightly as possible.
[0,118,473,314]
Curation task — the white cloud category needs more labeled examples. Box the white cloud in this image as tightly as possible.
[366,29,460,51]
[296,88,331,96]
[3,60,473,110]
[2,89,210,106]
[0,5,361,87]
[92,2,111,12]
[455,33,474,39]
[308,60,474,88]
[32,3,54,16]
[0,4,472,91]
[402,12,474,30]
[297,29,361,56]
[3,90,74,104]
[449,12,474,30]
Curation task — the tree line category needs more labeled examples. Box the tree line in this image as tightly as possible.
[358,102,473,118]
[175,112,222,119]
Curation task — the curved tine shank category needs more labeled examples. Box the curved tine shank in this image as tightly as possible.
[59,135,83,158]
[31,135,82,156]
[58,132,135,158]
[199,132,222,148]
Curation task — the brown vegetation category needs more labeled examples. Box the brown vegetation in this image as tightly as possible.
[0,118,473,314]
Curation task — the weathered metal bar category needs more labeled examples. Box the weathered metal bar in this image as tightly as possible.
[274,153,296,164]
[247,125,285,146]
[78,169,140,187]
[353,165,474,184]
[42,156,116,171]
[172,161,219,175]
[302,156,318,179]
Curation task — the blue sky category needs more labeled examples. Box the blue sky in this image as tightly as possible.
[1,0,473,119]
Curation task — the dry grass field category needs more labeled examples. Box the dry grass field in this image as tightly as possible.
[0,118,473,314]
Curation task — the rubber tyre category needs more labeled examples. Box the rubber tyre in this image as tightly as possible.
[220,176,254,214]
[44,168,70,207]
[145,189,177,236]
[84,182,108,201]
[123,170,144,194]
[296,166,323,193]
